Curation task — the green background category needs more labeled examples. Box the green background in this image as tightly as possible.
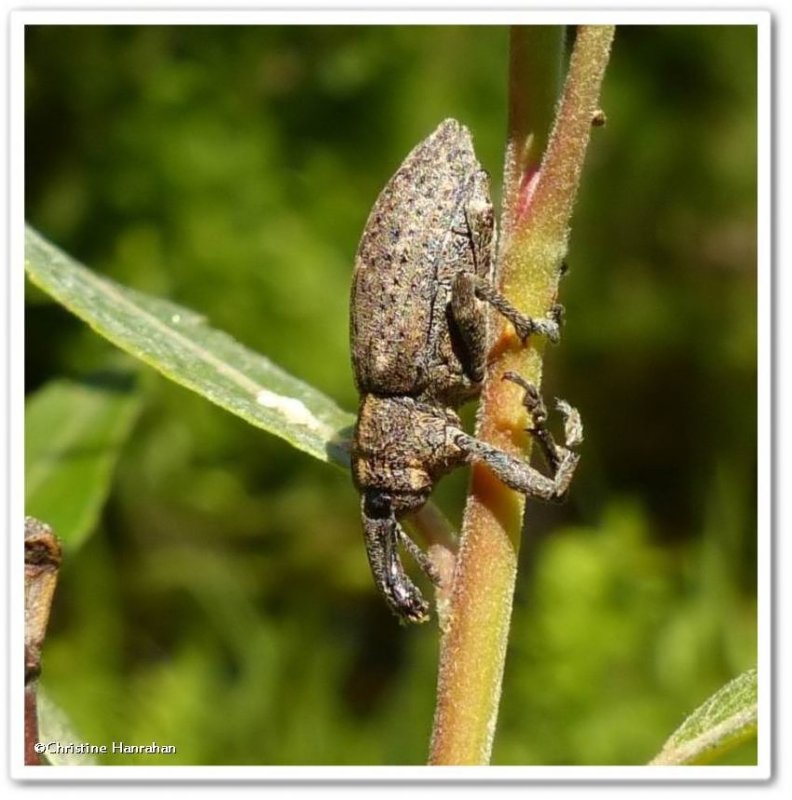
[25,25,758,765]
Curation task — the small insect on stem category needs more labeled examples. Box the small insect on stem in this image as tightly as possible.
[349,119,582,623]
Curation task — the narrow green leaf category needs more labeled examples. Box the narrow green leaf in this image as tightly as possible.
[25,375,142,550]
[24,225,355,466]
[650,668,758,765]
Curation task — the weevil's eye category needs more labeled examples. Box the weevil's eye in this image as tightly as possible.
[364,493,391,519]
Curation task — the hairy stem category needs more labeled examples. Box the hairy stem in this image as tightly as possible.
[429,25,615,766]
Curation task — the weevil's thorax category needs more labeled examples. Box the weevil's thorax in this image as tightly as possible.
[351,394,465,516]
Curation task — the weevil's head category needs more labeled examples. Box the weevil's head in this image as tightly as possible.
[351,394,463,623]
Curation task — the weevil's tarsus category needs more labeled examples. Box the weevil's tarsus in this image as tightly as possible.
[501,371,583,498]
[557,398,584,449]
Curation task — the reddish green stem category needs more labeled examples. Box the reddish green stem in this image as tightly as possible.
[428,25,615,766]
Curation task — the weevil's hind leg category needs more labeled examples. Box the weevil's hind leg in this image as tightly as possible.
[450,378,582,503]
[361,494,429,624]
[450,183,561,369]
[464,183,560,345]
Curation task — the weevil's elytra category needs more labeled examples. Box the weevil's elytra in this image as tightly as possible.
[352,121,495,405]
[350,119,582,623]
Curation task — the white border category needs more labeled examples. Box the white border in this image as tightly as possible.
[756,9,773,785]
[7,5,772,784]
[6,8,778,25]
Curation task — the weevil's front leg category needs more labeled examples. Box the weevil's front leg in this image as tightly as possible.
[462,186,560,344]
[472,276,564,344]
[450,380,582,503]
[452,272,563,351]
[361,493,430,624]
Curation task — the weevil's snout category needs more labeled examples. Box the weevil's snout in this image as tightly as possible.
[361,494,430,624]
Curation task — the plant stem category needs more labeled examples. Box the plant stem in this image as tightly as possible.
[428,25,615,766]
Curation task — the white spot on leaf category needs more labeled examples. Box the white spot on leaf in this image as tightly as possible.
[255,388,330,435]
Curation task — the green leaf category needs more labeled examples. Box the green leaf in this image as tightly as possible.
[650,668,757,765]
[24,225,355,466]
[25,375,142,550]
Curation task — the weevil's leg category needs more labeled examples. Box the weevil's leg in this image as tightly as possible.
[361,493,429,624]
[502,371,584,471]
[451,184,561,352]
[450,271,488,383]
[503,371,559,471]
[471,276,563,344]
[448,377,582,503]
[396,528,442,585]
[556,398,584,449]
[463,185,496,280]
[453,429,580,503]
[450,273,563,351]
[450,274,565,382]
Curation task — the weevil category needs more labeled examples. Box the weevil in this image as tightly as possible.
[350,119,582,623]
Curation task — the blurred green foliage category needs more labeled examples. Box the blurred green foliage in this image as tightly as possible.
[25,25,758,765]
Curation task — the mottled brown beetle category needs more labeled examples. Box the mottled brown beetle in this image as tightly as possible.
[350,119,582,623]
